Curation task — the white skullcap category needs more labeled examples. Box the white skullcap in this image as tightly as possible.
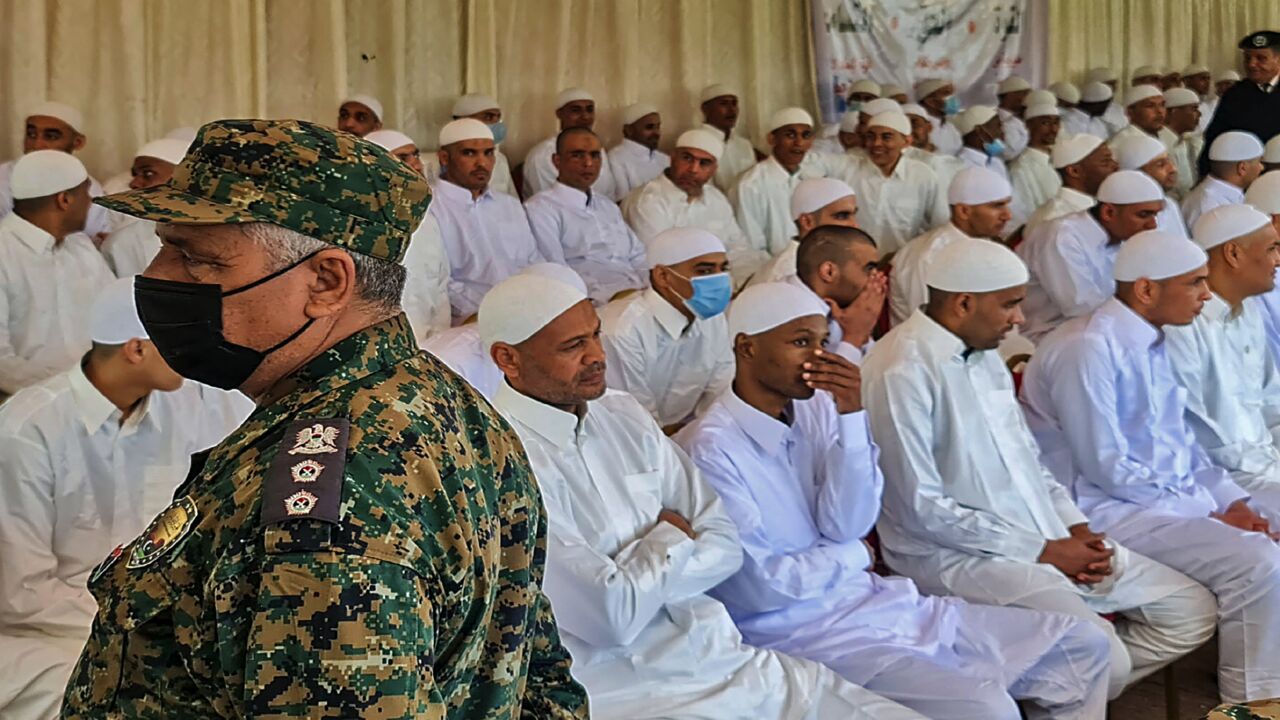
[520,262,589,294]
[1192,204,1272,250]
[646,227,726,268]
[1024,103,1060,120]
[838,111,861,133]
[1113,230,1208,281]
[1113,134,1168,170]
[438,118,493,147]
[848,79,881,97]
[915,79,950,99]
[26,101,83,133]
[1125,84,1164,107]
[881,83,906,97]
[164,127,198,144]
[926,237,1028,292]
[1081,81,1114,103]
[901,103,929,119]
[1132,65,1163,79]
[728,282,829,338]
[674,128,724,160]
[1183,63,1210,76]
[365,129,416,152]
[452,93,499,117]
[861,98,902,117]
[1217,70,1242,82]
[1051,133,1105,168]
[867,111,911,136]
[947,166,1013,205]
[1050,81,1080,104]
[1246,171,1280,214]
[135,138,189,165]
[10,149,88,200]
[700,83,739,104]
[1209,131,1264,162]
[1097,170,1164,204]
[554,87,594,109]
[790,177,855,220]
[1265,136,1280,164]
[342,94,383,120]
[478,275,589,351]
[91,276,148,345]
[1025,89,1056,107]
[953,105,998,136]
[1163,88,1200,108]
[1087,67,1117,83]
[768,107,814,133]
[998,76,1032,95]
[622,102,659,126]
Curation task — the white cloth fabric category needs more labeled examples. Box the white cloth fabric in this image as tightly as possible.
[525,182,647,305]
[837,154,945,257]
[495,384,920,720]
[1017,209,1116,345]
[904,146,967,198]
[0,160,112,240]
[1026,186,1097,231]
[1156,196,1189,238]
[98,219,160,278]
[1103,103,1129,136]
[523,135,619,200]
[927,115,963,156]
[0,367,252,718]
[609,139,669,200]
[1009,148,1062,233]
[426,178,543,322]
[1170,133,1204,200]
[956,147,1009,180]
[997,108,1029,160]
[706,126,758,193]
[0,214,114,396]
[1109,124,1179,152]
[889,223,973,327]
[421,324,500,399]
[730,155,828,263]
[1182,175,1246,231]
[400,213,452,343]
[599,289,733,428]
[1059,108,1105,140]
[748,240,799,286]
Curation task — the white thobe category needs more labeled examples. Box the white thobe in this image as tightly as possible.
[0,159,112,240]
[1262,283,1280,363]
[1059,108,1096,138]
[1156,195,1189,237]
[863,311,1214,696]
[748,239,799,286]
[1009,147,1061,233]
[889,222,973,327]
[426,178,543,322]
[1169,132,1204,199]
[838,154,946,257]
[99,219,160,277]
[675,389,1111,720]
[422,148,517,197]
[523,135,618,200]
[1109,124,1179,152]
[957,147,1009,179]
[1018,209,1117,344]
[927,115,963,156]
[621,173,759,287]
[705,125,759,193]
[1026,186,1097,231]
[525,182,647,305]
[904,146,967,196]
[997,109,1029,160]
[0,367,252,719]
[0,213,114,396]
[1021,297,1280,702]
[495,384,918,720]
[1103,103,1129,136]
[608,139,669,200]
[599,289,733,428]
[401,213,451,343]
[1182,175,1245,231]
[420,325,500,399]
[731,155,827,262]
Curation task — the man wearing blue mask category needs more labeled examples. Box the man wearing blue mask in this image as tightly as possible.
[448,93,517,196]
[955,106,1010,180]
[600,227,734,432]
[915,79,963,156]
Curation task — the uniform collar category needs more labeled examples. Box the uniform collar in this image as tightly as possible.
[68,360,156,435]
[549,181,595,208]
[1100,297,1162,349]
[432,177,492,205]
[722,388,794,456]
[1,212,57,253]
[494,380,581,449]
[641,287,691,339]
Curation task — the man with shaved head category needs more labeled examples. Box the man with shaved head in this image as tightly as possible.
[524,88,618,199]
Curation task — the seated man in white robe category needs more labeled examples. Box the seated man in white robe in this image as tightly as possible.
[817,97,900,178]
[447,93,516,196]
[1164,88,1204,200]
[1183,131,1265,229]
[1114,133,1189,237]
[526,128,647,304]
[699,84,759,192]
[1019,170,1164,343]
[676,281,1111,720]
[953,106,1009,179]
[1075,83,1118,140]
[731,108,827,265]
[481,273,926,720]
[1246,172,1280,360]
[813,79,879,157]
[1026,134,1118,230]
[1180,65,1213,133]
[1085,67,1129,134]
[1108,85,1179,152]
[866,238,1215,700]
[99,137,189,277]
[1022,229,1280,703]
[1009,103,1062,233]
[0,278,252,720]
[995,76,1031,160]
[524,88,617,199]
[609,103,669,199]
[901,103,967,191]
[335,94,382,137]
[599,228,732,431]
[915,79,963,156]
[750,177,859,285]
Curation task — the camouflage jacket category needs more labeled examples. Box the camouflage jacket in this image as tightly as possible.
[62,315,589,719]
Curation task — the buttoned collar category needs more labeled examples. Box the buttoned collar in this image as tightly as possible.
[1,212,57,254]
[494,379,582,450]
[548,181,595,209]
[68,360,156,435]
[1100,297,1162,349]
[641,287,691,339]
[721,388,794,457]
[432,177,492,206]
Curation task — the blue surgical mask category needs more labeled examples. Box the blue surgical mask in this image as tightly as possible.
[984,138,1007,157]
[488,120,507,145]
[943,95,961,116]
[677,272,732,320]
[847,100,863,114]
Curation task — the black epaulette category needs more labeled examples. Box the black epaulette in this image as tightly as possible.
[260,418,350,528]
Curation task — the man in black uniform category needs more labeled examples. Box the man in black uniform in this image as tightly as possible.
[1199,30,1280,176]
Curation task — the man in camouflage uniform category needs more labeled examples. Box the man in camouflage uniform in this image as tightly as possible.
[1207,699,1280,719]
[60,118,589,719]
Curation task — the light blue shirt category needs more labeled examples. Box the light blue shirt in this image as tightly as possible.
[1260,277,1280,363]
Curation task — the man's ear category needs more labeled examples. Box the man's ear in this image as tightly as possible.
[796,214,816,237]
[121,337,148,365]
[303,249,357,319]
[491,342,520,378]
[1133,277,1159,307]
[733,333,754,360]
[71,133,86,152]
[552,152,563,172]
[436,149,449,169]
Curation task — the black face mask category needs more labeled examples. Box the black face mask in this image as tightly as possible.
[133,254,319,390]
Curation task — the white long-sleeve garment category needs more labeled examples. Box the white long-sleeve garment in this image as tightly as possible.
[1017,209,1118,344]
[0,367,253,718]
[1169,133,1204,200]
[400,213,452,343]
[426,178,543,322]
[494,384,920,720]
[904,146,968,200]
[0,159,112,239]
[956,147,1009,180]
[1109,125,1179,152]
[420,324,501,399]
[523,135,618,200]
[599,289,733,428]
[998,109,1029,160]
[1182,175,1245,230]
[1104,103,1129,136]
[927,115,963,156]
[1262,282,1280,362]
[837,154,946,257]
[730,155,828,261]
[1059,108,1099,139]
[98,218,160,278]
[524,182,647,305]
[1009,148,1061,233]
[706,126,758,193]
[609,139,670,200]
[0,213,114,396]
[889,222,972,327]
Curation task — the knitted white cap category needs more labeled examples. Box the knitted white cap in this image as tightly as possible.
[1113,229,1208,281]
[10,149,88,200]
[438,118,493,147]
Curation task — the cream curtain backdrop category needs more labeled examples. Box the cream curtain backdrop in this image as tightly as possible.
[0,0,816,182]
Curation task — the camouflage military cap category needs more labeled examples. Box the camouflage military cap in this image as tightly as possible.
[94,118,431,263]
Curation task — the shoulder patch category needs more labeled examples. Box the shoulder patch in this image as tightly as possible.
[260,418,349,528]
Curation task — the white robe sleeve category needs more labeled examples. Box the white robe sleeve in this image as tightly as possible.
[1038,227,1112,319]
[525,200,569,266]
[0,289,60,396]
[729,173,769,258]
[812,408,884,543]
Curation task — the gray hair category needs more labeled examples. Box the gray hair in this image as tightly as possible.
[240,222,405,315]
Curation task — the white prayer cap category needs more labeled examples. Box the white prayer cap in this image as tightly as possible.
[645,227,726,268]
[90,277,148,345]
[848,79,881,97]
[768,107,814,133]
[1209,131,1264,162]
[1132,65,1163,80]
[1246,171,1280,214]
[521,262,589,294]
[790,177,856,220]
[478,274,589,349]
[1097,170,1164,205]
[1087,67,1117,83]
[953,105,997,136]
[1081,81,1113,103]
[861,98,902,117]
[1024,103,1060,120]
[164,127,198,144]
[1183,63,1210,77]
[1051,133,1105,168]
[10,149,88,200]
[1217,70,1242,82]
[915,79,951,99]
[998,76,1032,95]
[1025,89,1056,108]
[1124,84,1164,107]
[554,87,594,109]
[452,93,499,117]
[1192,204,1272,250]
[135,138,189,165]
[700,83,739,103]
[901,103,929,119]
[1113,230,1208,281]
[365,129,416,152]
[881,83,906,97]
[1163,88,1200,108]
[26,101,83,132]
[1113,134,1168,170]
[926,237,1028,292]
[728,282,829,338]
[947,166,1013,205]
[674,128,724,160]
[622,102,659,126]
[839,111,861,133]
[1050,81,1080,104]
[438,118,493,147]
[342,94,383,120]
[1265,136,1280,164]
[867,111,911,137]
